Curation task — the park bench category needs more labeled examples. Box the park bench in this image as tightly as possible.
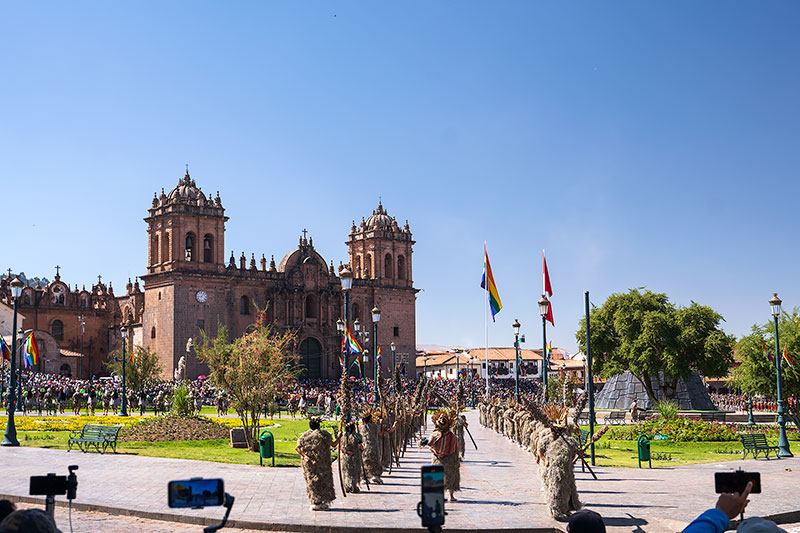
[68,424,121,454]
[699,412,727,422]
[306,407,326,417]
[740,433,780,460]
[603,411,627,425]
[633,410,652,422]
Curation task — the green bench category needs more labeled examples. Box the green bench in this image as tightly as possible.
[603,411,627,425]
[740,433,780,460]
[68,424,121,454]
[700,412,727,422]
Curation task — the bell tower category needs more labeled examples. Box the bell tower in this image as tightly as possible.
[346,201,414,287]
[145,170,228,274]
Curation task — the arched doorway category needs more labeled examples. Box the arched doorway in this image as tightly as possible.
[298,338,323,379]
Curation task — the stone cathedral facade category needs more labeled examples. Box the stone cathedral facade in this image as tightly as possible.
[0,170,418,381]
[140,171,418,379]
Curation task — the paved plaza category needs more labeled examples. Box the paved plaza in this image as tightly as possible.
[1,410,798,532]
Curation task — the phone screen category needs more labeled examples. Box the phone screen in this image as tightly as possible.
[714,472,761,494]
[421,465,445,527]
[168,478,224,508]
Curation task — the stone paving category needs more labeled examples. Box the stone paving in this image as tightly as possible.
[0,410,798,532]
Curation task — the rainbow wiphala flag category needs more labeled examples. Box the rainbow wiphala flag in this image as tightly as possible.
[341,324,363,355]
[480,244,502,321]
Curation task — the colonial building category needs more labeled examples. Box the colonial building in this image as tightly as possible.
[0,170,418,380]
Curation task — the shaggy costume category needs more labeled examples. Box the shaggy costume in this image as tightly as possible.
[340,430,363,493]
[379,412,394,470]
[535,427,581,521]
[360,420,383,483]
[296,428,337,508]
[455,415,467,458]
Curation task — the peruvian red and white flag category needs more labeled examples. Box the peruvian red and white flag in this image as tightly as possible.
[543,250,554,326]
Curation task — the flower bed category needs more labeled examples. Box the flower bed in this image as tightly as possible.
[607,418,739,442]
[119,415,230,442]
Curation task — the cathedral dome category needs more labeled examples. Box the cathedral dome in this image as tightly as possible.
[167,171,207,203]
[365,202,395,230]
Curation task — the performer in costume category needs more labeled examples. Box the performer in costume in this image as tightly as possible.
[340,420,363,493]
[296,416,339,511]
[360,408,384,484]
[424,408,461,502]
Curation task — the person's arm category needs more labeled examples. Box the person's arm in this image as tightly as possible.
[682,482,752,533]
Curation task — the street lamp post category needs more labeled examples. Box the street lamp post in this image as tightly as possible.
[78,315,85,380]
[2,277,24,446]
[339,267,353,378]
[513,319,521,403]
[469,354,476,408]
[390,342,396,376]
[538,295,550,404]
[746,395,755,426]
[423,355,428,379]
[371,305,380,404]
[120,323,129,417]
[769,293,793,457]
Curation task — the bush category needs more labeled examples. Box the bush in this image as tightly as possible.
[120,415,229,442]
[170,384,192,417]
[607,418,739,442]
[653,399,679,419]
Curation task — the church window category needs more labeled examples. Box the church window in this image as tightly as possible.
[51,285,66,305]
[397,255,406,280]
[384,254,393,278]
[203,234,213,263]
[355,256,362,277]
[51,319,64,341]
[393,326,399,337]
[365,254,372,278]
[152,235,160,264]
[305,294,318,319]
[124,308,133,324]
[185,233,195,261]
[80,296,88,308]
[197,319,205,330]
[352,303,361,323]
[23,293,31,305]
[240,296,250,315]
[151,327,156,339]
[158,292,161,300]
[163,233,171,263]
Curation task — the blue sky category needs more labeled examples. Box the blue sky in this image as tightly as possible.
[2,2,799,353]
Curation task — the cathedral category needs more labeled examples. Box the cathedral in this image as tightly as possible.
[0,170,418,380]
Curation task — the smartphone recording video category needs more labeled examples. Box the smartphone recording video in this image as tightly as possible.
[30,475,69,496]
[714,471,761,494]
[168,478,225,508]
[420,465,445,528]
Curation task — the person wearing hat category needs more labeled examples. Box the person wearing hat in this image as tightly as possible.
[296,416,340,511]
[424,409,461,502]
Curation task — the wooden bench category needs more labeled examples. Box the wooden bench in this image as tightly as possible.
[740,434,780,460]
[603,411,627,425]
[700,412,727,422]
[68,424,121,454]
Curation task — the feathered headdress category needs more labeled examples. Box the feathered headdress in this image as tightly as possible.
[432,408,456,431]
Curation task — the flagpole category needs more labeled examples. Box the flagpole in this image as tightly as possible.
[484,243,489,399]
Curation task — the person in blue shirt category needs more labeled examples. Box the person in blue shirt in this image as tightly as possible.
[683,481,752,533]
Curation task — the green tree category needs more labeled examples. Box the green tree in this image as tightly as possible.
[194,315,300,451]
[733,309,800,428]
[576,289,734,402]
[104,346,164,393]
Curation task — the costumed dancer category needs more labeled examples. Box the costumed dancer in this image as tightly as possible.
[359,408,384,484]
[424,408,461,502]
[340,419,364,493]
[296,416,339,511]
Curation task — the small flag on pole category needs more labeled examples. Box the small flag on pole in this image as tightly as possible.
[25,333,39,366]
[0,334,10,361]
[351,355,362,377]
[543,251,554,326]
[341,324,363,355]
[783,344,794,369]
[763,341,775,363]
[376,345,382,366]
[481,244,502,321]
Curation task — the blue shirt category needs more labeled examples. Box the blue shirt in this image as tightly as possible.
[683,509,730,533]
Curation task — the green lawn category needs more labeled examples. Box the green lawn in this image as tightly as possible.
[6,416,340,467]
[585,438,800,468]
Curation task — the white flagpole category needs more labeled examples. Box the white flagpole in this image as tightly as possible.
[484,242,489,398]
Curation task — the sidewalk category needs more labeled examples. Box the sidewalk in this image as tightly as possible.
[0,410,798,532]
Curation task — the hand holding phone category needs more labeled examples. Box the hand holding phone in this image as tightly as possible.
[715,481,752,520]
